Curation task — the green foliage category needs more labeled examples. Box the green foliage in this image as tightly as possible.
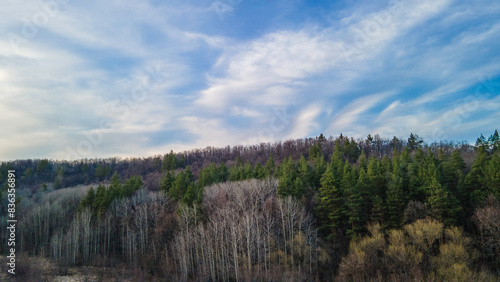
[162,150,178,171]
[407,133,423,151]
[277,156,296,197]
[426,178,461,226]
[308,143,322,161]
[264,154,275,177]
[79,174,143,217]
[315,170,345,237]
[346,172,367,238]
[182,182,196,206]
[160,171,175,193]
[312,154,327,188]
[36,159,50,174]
[476,129,500,152]
[122,175,143,197]
[370,195,385,224]
[386,173,405,229]
[170,170,190,201]
[343,138,361,163]
[95,164,110,180]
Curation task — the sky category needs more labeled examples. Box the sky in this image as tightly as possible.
[1,0,499,161]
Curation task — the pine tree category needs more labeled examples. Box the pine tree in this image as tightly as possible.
[309,144,322,161]
[80,187,95,210]
[488,129,500,151]
[356,169,373,219]
[442,150,465,193]
[344,138,361,163]
[122,176,142,197]
[277,164,295,197]
[408,133,423,151]
[182,182,196,206]
[357,151,368,171]
[297,155,312,189]
[426,177,461,226]
[367,157,384,197]
[346,178,366,238]
[93,184,106,217]
[312,154,327,188]
[242,162,254,179]
[459,146,488,205]
[277,156,296,196]
[160,171,175,193]
[217,162,229,182]
[294,177,306,198]
[483,153,500,200]
[370,195,385,224]
[386,173,405,229]
[331,143,345,185]
[264,154,275,177]
[315,170,345,238]
[254,163,266,179]
[170,171,189,201]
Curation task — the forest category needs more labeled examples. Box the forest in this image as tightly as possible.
[0,131,499,281]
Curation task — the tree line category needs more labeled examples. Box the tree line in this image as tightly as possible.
[0,131,499,280]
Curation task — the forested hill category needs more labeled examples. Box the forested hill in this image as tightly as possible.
[0,131,499,280]
[0,132,484,191]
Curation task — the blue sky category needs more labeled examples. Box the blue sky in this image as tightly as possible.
[1,0,500,161]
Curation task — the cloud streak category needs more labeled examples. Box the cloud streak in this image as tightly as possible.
[1,0,499,160]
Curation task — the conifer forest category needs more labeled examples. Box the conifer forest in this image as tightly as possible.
[1,131,500,281]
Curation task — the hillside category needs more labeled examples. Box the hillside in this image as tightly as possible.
[0,132,499,281]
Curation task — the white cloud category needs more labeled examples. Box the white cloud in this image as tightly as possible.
[1,0,499,160]
[286,104,322,139]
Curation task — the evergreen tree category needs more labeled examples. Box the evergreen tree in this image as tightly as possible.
[309,144,322,161]
[441,150,465,193]
[160,171,175,193]
[344,138,361,163]
[294,177,306,198]
[170,170,189,201]
[355,169,372,225]
[264,154,275,177]
[483,153,500,200]
[277,158,295,197]
[315,170,345,238]
[426,177,461,226]
[370,195,385,224]
[122,175,142,197]
[386,173,405,229]
[407,133,423,151]
[331,143,345,185]
[182,182,196,206]
[162,150,178,171]
[357,151,368,171]
[217,162,229,182]
[312,154,327,188]
[242,162,254,179]
[228,165,241,181]
[92,184,106,217]
[476,133,487,147]
[367,157,384,198]
[459,146,488,205]
[80,187,95,210]
[297,156,312,189]
[346,176,366,238]
[254,163,266,179]
[488,129,500,151]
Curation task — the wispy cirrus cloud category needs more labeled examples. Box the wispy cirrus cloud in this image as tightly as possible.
[1,0,499,160]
